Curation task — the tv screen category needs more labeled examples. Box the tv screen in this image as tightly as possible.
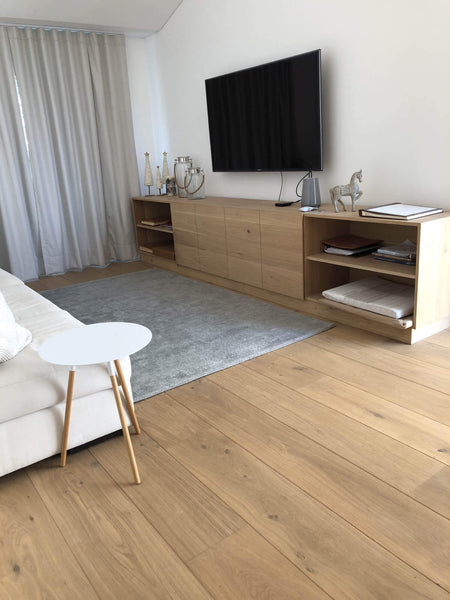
[205,49,322,172]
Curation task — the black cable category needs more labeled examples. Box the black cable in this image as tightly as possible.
[277,170,284,202]
[274,170,301,207]
[295,171,313,199]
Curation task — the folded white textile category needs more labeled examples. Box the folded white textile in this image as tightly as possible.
[322,277,415,319]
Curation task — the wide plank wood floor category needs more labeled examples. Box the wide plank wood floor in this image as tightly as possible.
[2,261,449,599]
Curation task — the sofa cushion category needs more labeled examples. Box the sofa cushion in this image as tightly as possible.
[0,291,32,363]
[0,270,131,424]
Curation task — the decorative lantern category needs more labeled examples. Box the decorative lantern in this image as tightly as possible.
[174,156,192,197]
[185,167,206,199]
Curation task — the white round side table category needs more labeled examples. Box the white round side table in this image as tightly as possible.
[39,322,152,485]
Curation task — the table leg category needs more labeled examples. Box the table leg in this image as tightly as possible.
[109,362,141,484]
[61,367,76,467]
[114,359,141,434]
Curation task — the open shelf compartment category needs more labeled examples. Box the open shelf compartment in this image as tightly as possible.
[303,210,419,330]
[132,197,175,262]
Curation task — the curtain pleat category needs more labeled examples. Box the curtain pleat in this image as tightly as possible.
[0,28,40,281]
[87,33,141,260]
[0,26,139,281]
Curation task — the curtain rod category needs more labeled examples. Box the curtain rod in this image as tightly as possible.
[0,21,123,36]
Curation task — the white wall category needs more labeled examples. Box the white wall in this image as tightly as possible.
[126,37,157,193]
[128,0,450,209]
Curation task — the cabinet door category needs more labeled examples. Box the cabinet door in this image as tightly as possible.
[225,208,262,287]
[196,205,228,278]
[171,203,199,269]
[260,211,303,299]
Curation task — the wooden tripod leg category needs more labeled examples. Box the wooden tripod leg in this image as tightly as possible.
[61,368,76,467]
[114,359,141,434]
[109,363,141,484]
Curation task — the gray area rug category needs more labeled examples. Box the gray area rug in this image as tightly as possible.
[41,269,333,401]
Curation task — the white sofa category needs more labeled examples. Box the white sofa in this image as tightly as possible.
[0,268,131,477]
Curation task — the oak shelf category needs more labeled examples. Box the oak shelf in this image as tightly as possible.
[303,207,450,343]
[306,252,416,280]
[131,197,450,343]
[136,223,174,234]
[132,198,175,262]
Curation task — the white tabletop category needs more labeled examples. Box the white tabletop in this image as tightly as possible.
[38,322,152,366]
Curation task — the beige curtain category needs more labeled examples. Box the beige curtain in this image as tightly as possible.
[0,26,139,281]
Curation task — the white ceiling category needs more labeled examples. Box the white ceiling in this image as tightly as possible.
[0,0,184,37]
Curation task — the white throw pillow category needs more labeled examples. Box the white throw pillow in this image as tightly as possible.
[0,291,32,363]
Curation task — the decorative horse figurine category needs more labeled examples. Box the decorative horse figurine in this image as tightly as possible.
[330,170,363,212]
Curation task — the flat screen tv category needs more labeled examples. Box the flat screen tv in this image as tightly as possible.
[205,49,322,172]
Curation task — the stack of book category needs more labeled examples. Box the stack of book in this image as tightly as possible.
[372,240,416,266]
[322,234,382,256]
